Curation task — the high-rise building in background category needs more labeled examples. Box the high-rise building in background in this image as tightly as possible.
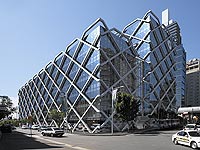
[186,59,200,106]
[162,9,186,107]
[18,10,186,133]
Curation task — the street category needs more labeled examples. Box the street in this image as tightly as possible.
[0,128,192,150]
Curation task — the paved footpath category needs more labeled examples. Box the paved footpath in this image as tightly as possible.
[0,130,73,150]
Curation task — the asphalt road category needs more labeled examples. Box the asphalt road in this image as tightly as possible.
[0,128,192,150]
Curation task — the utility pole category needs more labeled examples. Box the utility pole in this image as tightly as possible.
[111,86,124,134]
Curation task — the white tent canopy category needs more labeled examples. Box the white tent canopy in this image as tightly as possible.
[178,107,200,114]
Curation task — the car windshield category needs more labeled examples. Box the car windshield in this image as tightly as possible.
[188,131,200,137]
[186,125,195,128]
[46,128,53,131]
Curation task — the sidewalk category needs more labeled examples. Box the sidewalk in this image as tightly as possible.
[71,131,128,136]
[0,130,63,150]
[71,128,160,136]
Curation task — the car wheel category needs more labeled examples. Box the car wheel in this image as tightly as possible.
[42,133,45,136]
[174,138,178,145]
[51,133,54,137]
[191,141,198,149]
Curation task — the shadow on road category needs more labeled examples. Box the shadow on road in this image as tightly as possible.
[0,131,63,150]
[134,130,161,136]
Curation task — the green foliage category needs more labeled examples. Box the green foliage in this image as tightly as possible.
[0,119,20,127]
[20,118,29,124]
[49,109,65,126]
[0,96,17,120]
[0,112,8,120]
[0,96,13,109]
[115,92,140,123]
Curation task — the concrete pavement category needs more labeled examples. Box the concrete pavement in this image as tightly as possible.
[0,130,69,150]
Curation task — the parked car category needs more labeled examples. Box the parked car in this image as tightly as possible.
[184,124,200,130]
[184,124,196,130]
[31,125,39,130]
[41,127,64,137]
[91,124,100,129]
[195,124,200,130]
[21,125,29,129]
[172,130,200,149]
[38,125,48,132]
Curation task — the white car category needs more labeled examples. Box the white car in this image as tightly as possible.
[38,125,48,132]
[31,125,39,130]
[184,124,200,131]
[21,125,29,129]
[172,130,200,149]
[41,127,64,137]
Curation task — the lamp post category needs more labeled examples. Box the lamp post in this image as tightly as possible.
[111,86,124,134]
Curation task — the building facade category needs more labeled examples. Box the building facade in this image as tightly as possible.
[162,9,186,107]
[19,10,185,133]
[186,59,200,106]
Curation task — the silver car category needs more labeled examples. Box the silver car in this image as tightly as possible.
[41,127,64,137]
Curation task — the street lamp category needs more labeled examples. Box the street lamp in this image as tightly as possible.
[111,86,124,134]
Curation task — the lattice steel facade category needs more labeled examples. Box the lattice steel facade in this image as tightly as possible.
[19,10,185,133]
[122,11,182,117]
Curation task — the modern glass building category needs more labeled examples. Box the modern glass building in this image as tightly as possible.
[175,44,186,107]
[122,10,185,117]
[162,9,186,108]
[19,10,185,133]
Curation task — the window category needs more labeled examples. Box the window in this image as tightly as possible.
[177,131,187,136]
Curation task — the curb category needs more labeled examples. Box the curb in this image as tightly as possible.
[70,131,129,136]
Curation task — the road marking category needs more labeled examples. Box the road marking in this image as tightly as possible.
[32,135,91,150]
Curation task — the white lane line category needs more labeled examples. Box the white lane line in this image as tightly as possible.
[32,135,91,150]
[72,146,91,150]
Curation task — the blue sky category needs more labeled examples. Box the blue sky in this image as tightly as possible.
[0,0,199,106]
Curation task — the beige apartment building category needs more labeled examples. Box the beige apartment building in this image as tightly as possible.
[186,59,200,106]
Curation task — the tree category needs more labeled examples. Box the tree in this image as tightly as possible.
[20,118,29,125]
[31,113,37,124]
[0,119,20,127]
[115,92,140,130]
[49,109,65,127]
[0,96,13,108]
[0,96,16,120]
